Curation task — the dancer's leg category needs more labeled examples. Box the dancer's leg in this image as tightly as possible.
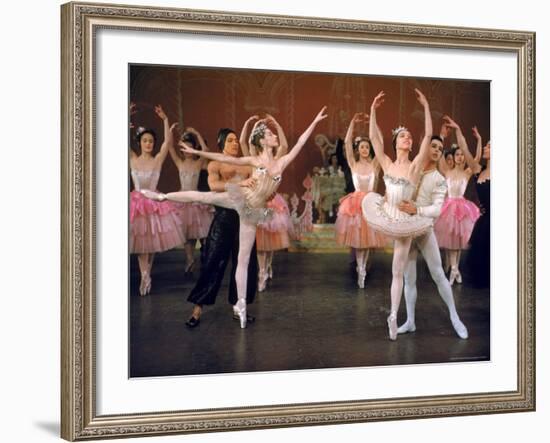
[449,249,460,284]
[355,249,368,289]
[137,253,149,296]
[267,251,274,279]
[234,221,258,328]
[165,191,236,209]
[257,251,268,292]
[418,231,468,339]
[388,237,413,340]
[184,240,197,272]
[398,245,418,334]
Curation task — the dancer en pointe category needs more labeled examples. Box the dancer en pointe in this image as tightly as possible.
[434,118,482,285]
[335,112,387,289]
[240,114,294,292]
[143,107,328,328]
[361,89,434,340]
[396,134,468,339]
[129,104,185,295]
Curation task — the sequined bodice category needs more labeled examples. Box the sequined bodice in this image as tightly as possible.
[131,169,160,191]
[352,171,376,193]
[178,169,200,191]
[243,167,282,208]
[446,176,468,198]
[382,175,416,220]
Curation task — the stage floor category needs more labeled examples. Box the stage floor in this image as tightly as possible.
[129,250,490,378]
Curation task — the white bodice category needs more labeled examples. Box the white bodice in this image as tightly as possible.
[352,171,376,193]
[446,176,468,198]
[131,169,160,191]
[382,175,417,220]
[178,169,200,191]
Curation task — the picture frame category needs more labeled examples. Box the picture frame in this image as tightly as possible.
[60,1,535,440]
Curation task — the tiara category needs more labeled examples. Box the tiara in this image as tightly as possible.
[251,122,268,140]
[450,143,459,149]
[136,126,147,136]
[392,126,408,137]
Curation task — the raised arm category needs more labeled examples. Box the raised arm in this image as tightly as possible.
[472,126,483,163]
[265,114,289,159]
[239,115,259,157]
[369,91,392,172]
[344,113,362,169]
[167,123,184,168]
[443,116,481,174]
[129,102,138,161]
[278,106,328,171]
[410,89,433,172]
[153,105,172,165]
[179,141,259,167]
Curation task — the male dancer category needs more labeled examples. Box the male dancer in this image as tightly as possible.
[185,128,258,328]
[396,135,468,339]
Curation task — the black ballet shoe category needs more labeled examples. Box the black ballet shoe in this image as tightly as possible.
[232,312,255,324]
[185,316,200,328]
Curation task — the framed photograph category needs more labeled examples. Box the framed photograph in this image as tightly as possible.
[61,1,535,440]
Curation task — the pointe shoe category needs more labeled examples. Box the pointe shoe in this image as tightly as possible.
[145,274,152,295]
[456,270,463,284]
[387,311,398,341]
[357,267,366,289]
[258,271,268,292]
[449,267,459,286]
[139,271,150,296]
[185,260,196,274]
[397,320,416,334]
[234,300,247,329]
[267,263,273,280]
[451,315,469,339]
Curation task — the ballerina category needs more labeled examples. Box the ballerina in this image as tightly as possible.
[361,89,434,340]
[129,105,186,295]
[240,114,294,292]
[335,112,387,288]
[434,119,482,285]
[143,107,328,327]
[168,126,214,273]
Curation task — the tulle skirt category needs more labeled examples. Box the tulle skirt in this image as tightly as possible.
[434,197,481,249]
[256,194,294,251]
[225,183,273,226]
[335,191,388,248]
[361,192,433,238]
[129,190,186,254]
[174,201,214,240]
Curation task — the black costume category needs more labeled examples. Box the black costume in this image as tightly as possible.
[187,206,258,305]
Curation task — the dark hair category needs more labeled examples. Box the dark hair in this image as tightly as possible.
[180,132,200,159]
[431,135,443,144]
[135,128,157,154]
[444,150,454,159]
[217,128,236,150]
[353,137,374,159]
[329,153,339,165]
[250,122,269,153]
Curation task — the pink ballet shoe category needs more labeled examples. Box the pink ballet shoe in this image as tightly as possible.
[387,311,398,341]
[357,267,366,289]
[267,263,273,280]
[449,267,459,286]
[456,269,463,284]
[139,271,150,296]
[234,300,247,329]
[258,271,268,292]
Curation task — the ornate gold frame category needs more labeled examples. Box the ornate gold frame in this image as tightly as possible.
[61,1,535,440]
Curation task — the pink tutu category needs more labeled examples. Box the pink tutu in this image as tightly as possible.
[174,201,214,240]
[130,191,186,254]
[335,191,388,248]
[434,197,481,249]
[256,194,293,251]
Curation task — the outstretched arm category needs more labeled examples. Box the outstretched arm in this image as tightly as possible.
[167,122,184,168]
[369,91,392,172]
[344,113,362,169]
[410,89,433,172]
[239,115,259,157]
[443,115,481,174]
[179,141,259,167]
[266,114,289,159]
[472,126,483,163]
[153,105,172,165]
[279,106,328,171]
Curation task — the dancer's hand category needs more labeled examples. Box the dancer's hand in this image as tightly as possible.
[353,112,369,123]
[178,141,197,155]
[414,88,429,107]
[141,189,167,201]
[154,104,168,120]
[371,91,385,110]
[442,115,460,130]
[472,126,481,140]
[314,106,328,123]
[398,200,417,215]
[170,122,179,133]
[239,177,257,189]
[440,122,451,139]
